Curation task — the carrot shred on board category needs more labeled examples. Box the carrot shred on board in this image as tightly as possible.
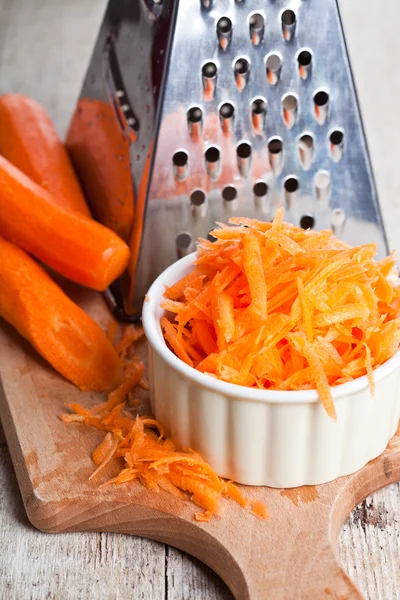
[60,318,268,522]
[62,398,268,521]
[114,324,144,358]
[160,209,400,419]
[250,500,270,520]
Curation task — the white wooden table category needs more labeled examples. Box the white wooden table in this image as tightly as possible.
[0,1,399,598]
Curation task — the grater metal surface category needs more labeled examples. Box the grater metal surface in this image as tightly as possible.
[67,0,387,319]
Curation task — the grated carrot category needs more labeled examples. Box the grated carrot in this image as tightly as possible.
[61,319,268,522]
[114,324,144,359]
[62,397,268,521]
[160,209,400,418]
[106,318,118,344]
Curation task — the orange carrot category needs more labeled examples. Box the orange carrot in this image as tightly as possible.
[89,432,119,480]
[160,210,400,419]
[107,360,145,406]
[66,98,134,241]
[0,235,121,391]
[0,155,130,291]
[106,319,118,344]
[0,94,91,216]
[114,324,144,358]
[62,394,268,522]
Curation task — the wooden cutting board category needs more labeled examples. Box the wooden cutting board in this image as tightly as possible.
[0,284,399,600]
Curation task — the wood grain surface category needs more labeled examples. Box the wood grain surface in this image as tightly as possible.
[0,286,400,599]
[0,0,399,599]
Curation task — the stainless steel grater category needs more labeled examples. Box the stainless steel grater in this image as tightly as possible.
[67,0,388,320]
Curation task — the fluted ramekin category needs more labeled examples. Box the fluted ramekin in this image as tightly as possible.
[142,253,400,487]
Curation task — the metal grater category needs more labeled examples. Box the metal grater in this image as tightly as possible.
[67,0,388,320]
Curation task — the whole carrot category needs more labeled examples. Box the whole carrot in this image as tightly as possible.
[0,155,130,291]
[0,235,121,391]
[67,98,134,242]
[0,93,91,217]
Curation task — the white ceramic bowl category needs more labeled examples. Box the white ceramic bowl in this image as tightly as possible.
[142,253,400,487]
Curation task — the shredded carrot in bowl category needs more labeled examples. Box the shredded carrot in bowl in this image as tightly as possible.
[160,209,400,421]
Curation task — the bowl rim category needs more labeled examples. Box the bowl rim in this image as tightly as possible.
[142,252,400,405]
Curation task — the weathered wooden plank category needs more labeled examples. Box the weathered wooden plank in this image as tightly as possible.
[0,0,398,599]
[166,546,232,600]
[0,447,166,600]
[1,431,399,600]
[340,483,400,600]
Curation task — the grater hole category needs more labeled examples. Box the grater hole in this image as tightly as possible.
[217,17,232,50]
[234,58,250,75]
[207,230,217,242]
[237,142,252,159]
[219,102,235,135]
[220,102,235,119]
[187,106,202,123]
[222,185,237,202]
[298,50,312,66]
[217,17,232,34]
[281,9,296,40]
[268,137,283,154]
[283,176,299,209]
[314,170,330,189]
[202,62,218,100]
[268,136,284,174]
[190,189,206,206]
[234,58,250,91]
[282,93,298,129]
[284,177,299,193]
[237,142,252,177]
[282,94,297,111]
[205,146,220,163]
[172,151,188,167]
[205,146,221,181]
[253,181,268,197]
[202,62,217,78]
[251,98,267,114]
[251,97,267,134]
[297,49,312,80]
[249,13,264,28]
[266,53,282,72]
[300,214,315,230]
[299,134,313,149]
[187,106,202,137]
[176,232,193,258]
[329,129,345,162]
[330,208,346,235]
[282,9,295,25]
[330,129,344,145]
[265,52,282,85]
[314,170,330,185]
[314,89,329,125]
[298,133,314,170]
[176,232,192,249]
[314,170,331,202]
[172,150,189,182]
[314,90,329,107]
[254,181,269,213]
[249,13,264,45]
